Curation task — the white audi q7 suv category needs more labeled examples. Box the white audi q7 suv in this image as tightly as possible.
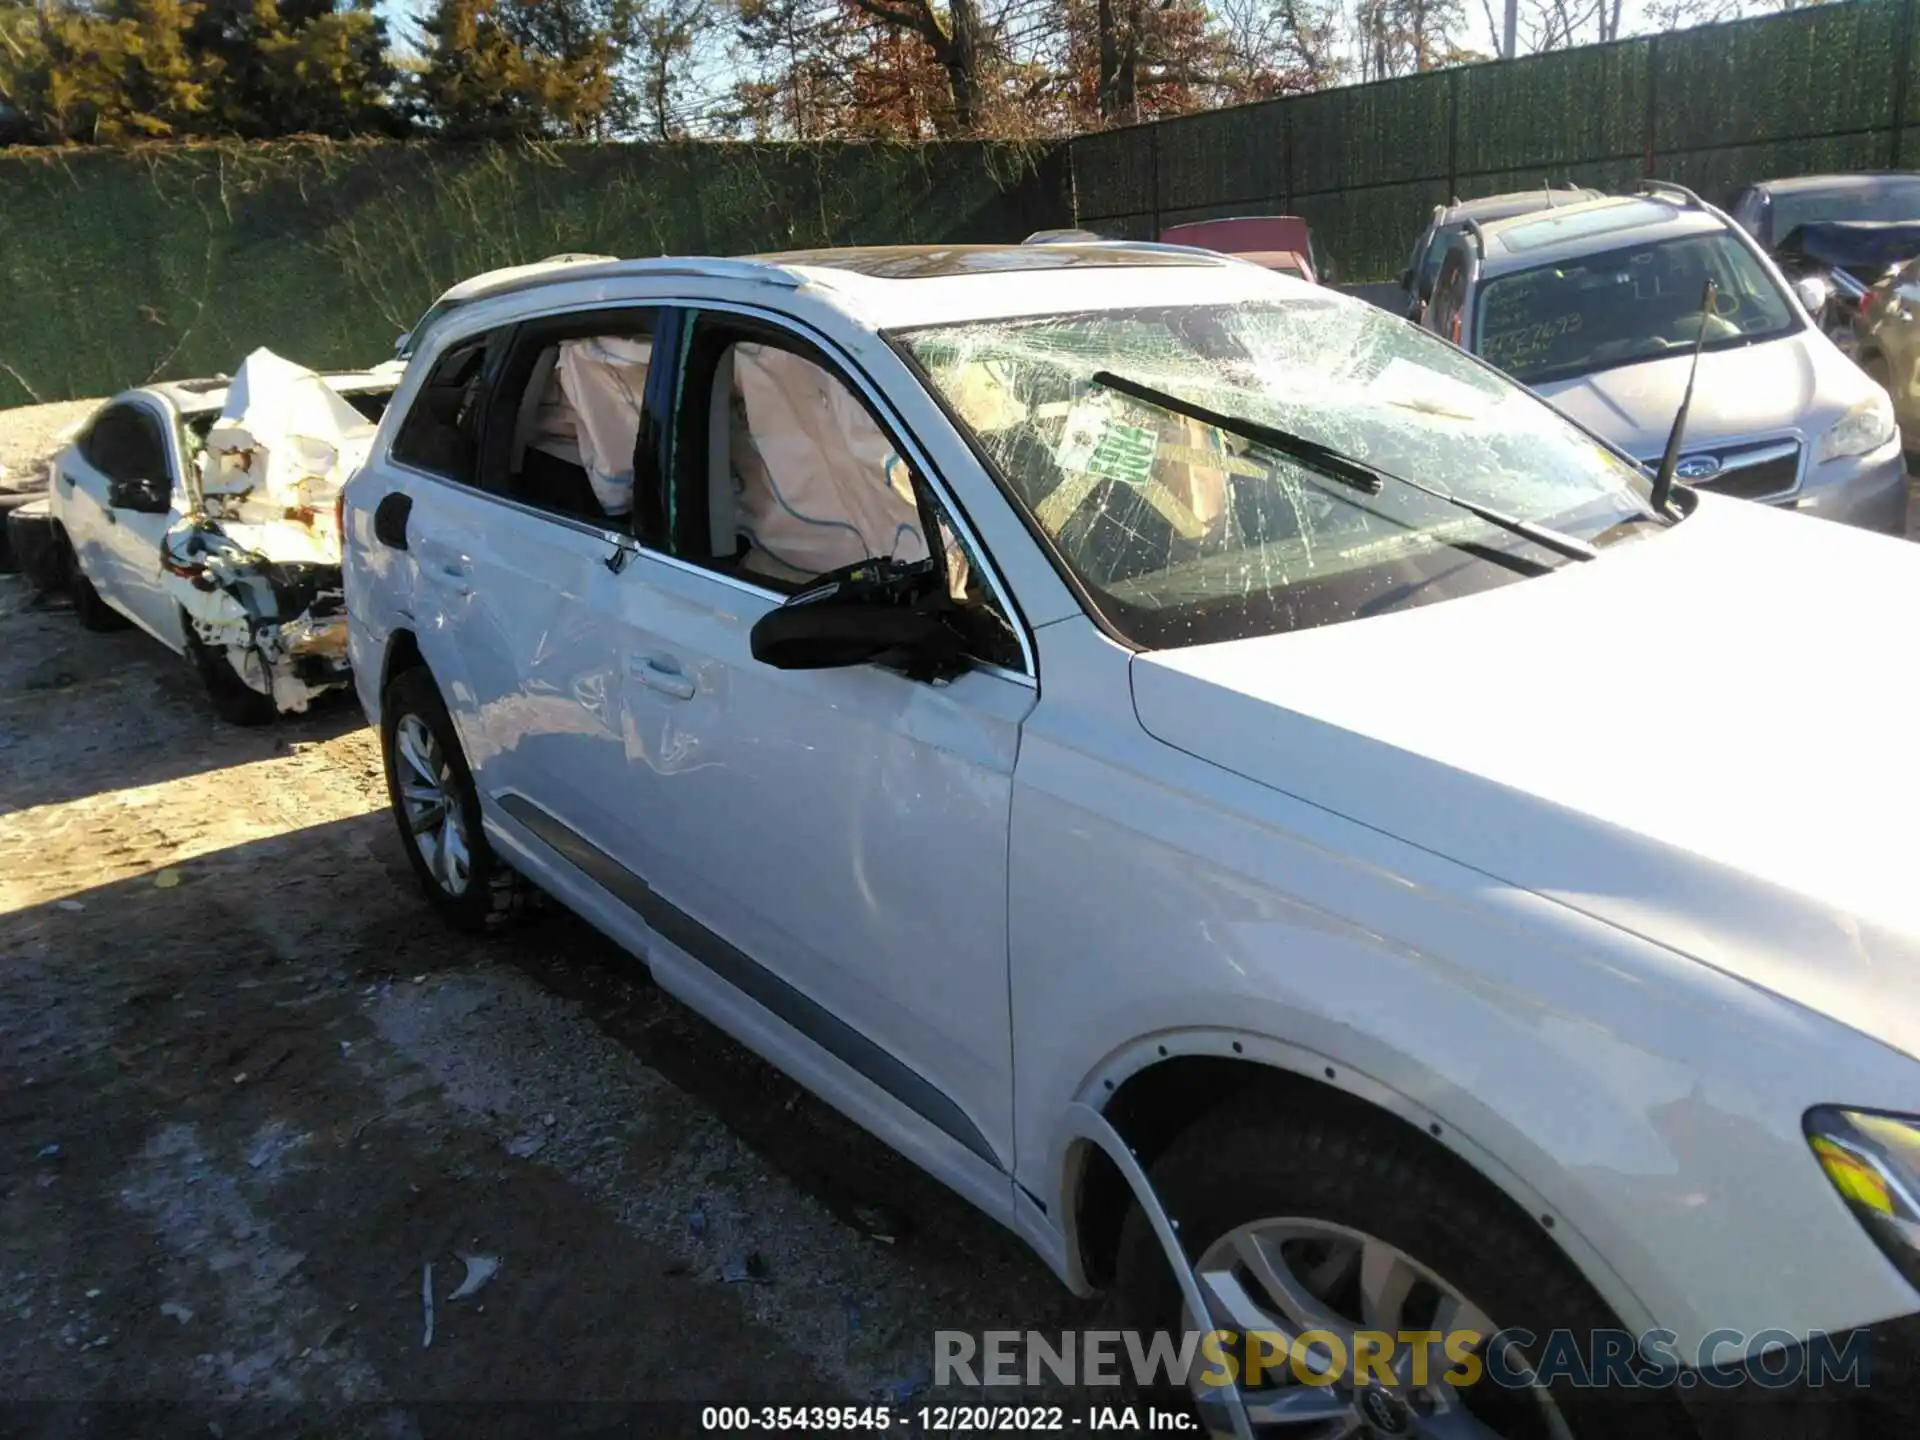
[343,244,1920,1438]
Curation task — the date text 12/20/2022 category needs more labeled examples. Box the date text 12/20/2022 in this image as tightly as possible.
[699,1405,1196,1432]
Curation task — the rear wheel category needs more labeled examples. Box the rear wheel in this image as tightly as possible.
[1113,1095,1697,1439]
[6,499,68,594]
[381,666,528,931]
[0,490,42,573]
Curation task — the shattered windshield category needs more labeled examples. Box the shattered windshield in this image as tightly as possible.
[898,300,1659,649]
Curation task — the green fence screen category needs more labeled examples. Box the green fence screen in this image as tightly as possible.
[6,2,1920,406]
[1069,0,1920,284]
[0,140,1068,406]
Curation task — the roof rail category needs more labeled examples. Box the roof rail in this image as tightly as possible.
[1641,179,1706,209]
[616,256,806,287]
[471,255,804,306]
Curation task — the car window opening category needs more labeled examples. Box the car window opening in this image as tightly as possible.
[511,334,653,523]
[663,324,1019,671]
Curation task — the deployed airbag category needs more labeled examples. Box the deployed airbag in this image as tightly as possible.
[729,344,928,579]
[545,336,652,518]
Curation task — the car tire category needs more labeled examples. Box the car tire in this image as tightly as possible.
[381,665,529,932]
[1112,1091,1699,1439]
[70,565,129,632]
[0,490,43,573]
[6,499,67,593]
[185,630,277,727]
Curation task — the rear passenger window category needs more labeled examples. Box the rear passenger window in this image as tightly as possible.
[393,335,490,482]
[476,308,662,528]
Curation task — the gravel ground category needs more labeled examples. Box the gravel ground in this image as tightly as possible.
[0,557,1113,1432]
[0,400,98,492]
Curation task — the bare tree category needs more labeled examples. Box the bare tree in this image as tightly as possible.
[839,0,988,128]
[633,0,716,137]
[1353,0,1465,79]
[1213,0,1344,98]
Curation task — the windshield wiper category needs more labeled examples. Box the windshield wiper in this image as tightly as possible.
[1089,369,1600,563]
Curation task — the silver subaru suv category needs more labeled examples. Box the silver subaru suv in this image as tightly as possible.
[1423,182,1907,534]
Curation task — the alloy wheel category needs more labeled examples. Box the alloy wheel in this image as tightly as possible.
[1184,1217,1573,1439]
[395,713,471,897]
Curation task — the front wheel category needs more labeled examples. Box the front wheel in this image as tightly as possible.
[381,666,528,932]
[71,566,128,632]
[1113,1095,1697,1439]
[186,630,277,727]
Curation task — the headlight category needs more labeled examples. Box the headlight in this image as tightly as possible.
[1818,392,1896,463]
[1805,1107,1920,1290]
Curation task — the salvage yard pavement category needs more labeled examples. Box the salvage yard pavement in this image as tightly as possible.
[0,574,1108,1437]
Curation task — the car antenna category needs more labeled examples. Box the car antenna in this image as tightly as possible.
[1650,276,1719,518]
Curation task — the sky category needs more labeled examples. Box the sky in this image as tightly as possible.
[367,0,1723,104]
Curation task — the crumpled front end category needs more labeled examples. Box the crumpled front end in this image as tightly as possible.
[162,522,350,713]
[161,347,384,714]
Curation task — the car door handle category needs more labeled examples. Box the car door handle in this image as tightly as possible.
[628,654,694,700]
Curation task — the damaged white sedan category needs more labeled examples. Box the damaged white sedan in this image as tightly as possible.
[45,349,395,724]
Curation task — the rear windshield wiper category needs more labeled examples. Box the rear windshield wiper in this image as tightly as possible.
[1089,369,1599,564]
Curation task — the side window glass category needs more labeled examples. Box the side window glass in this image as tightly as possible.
[392,335,489,482]
[1431,254,1468,342]
[488,319,657,525]
[675,324,1025,673]
[83,406,168,487]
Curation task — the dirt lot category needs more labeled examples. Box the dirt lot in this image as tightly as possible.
[0,583,1107,1437]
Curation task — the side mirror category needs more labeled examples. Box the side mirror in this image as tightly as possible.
[1399,268,1413,290]
[1793,275,1833,319]
[107,474,170,514]
[750,596,962,678]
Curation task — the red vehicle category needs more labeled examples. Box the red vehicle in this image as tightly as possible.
[1158,216,1326,282]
